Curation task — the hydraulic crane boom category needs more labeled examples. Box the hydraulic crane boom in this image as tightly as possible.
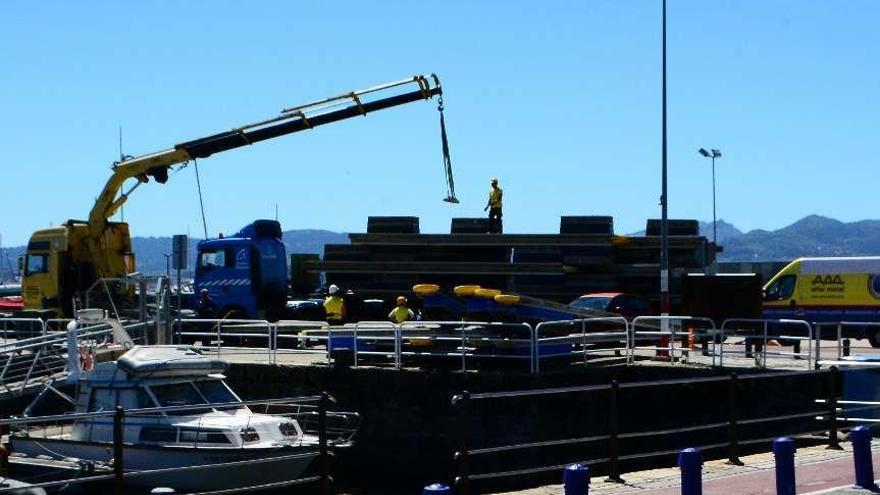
[23,74,452,317]
[91,74,445,234]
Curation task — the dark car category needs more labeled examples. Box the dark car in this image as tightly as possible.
[569,292,652,320]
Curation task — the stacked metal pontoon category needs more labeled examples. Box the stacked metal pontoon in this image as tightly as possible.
[294,216,717,310]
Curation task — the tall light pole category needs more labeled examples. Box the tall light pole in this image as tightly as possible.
[660,0,669,320]
[698,148,722,245]
[163,254,171,278]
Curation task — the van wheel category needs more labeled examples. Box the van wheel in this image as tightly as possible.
[869,329,880,348]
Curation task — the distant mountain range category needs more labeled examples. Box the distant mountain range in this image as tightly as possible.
[714,215,880,261]
[3,215,880,278]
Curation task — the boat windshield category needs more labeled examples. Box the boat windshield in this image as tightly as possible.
[150,383,211,415]
[150,380,243,415]
[195,380,241,408]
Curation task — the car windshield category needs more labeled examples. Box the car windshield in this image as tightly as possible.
[570,296,612,311]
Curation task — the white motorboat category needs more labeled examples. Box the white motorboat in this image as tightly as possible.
[8,345,355,492]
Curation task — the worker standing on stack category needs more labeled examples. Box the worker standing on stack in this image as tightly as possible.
[485,177,503,233]
[388,296,415,323]
[323,284,346,325]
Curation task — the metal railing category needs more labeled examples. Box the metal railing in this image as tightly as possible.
[0,320,114,394]
[450,368,837,494]
[630,316,720,366]
[721,318,813,370]
[534,317,629,374]
[162,314,864,374]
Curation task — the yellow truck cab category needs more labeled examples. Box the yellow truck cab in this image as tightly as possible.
[22,221,134,318]
[763,256,880,346]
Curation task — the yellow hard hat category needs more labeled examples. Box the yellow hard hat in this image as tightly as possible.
[396,296,407,304]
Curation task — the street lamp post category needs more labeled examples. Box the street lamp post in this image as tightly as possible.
[163,254,171,278]
[698,148,722,245]
[660,0,669,321]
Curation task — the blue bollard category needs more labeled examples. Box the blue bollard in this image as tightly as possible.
[773,437,796,495]
[677,448,702,495]
[563,463,590,495]
[851,425,876,489]
[422,483,451,495]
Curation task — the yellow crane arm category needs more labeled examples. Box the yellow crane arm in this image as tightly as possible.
[84,75,446,277]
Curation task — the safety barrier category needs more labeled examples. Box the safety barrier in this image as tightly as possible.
[534,317,629,374]
[162,315,877,373]
[450,369,836,494]
[813,321,880,366]
[630,316,720,366]
[176,318,275,364]
[0,393,357,495]
[720,318,813,370]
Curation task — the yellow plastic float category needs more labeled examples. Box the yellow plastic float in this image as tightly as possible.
[453,285,481,297]
[412,284,440,296]
[494,294,521,305]
[474,288,502,299]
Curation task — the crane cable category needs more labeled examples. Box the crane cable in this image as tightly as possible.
[193,158,209,239]
[438,95,458,204]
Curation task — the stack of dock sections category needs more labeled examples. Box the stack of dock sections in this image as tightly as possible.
[296,216,717,310]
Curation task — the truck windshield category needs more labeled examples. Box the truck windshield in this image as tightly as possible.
[198,248,235,270]
[25,254,48,276]
[764,275,796,301]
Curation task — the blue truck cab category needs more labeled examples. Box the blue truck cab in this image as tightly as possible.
[194,220,287,319]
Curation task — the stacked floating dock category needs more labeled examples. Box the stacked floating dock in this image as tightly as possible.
[295,216,717,310]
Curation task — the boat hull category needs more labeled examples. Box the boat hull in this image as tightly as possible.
[9,437,318,491]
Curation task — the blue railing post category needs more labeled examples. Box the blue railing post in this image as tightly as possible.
[423,483,451,494]
[851,425,875,489]
[677,448,702,495]
[773,437,796,495]
[563,463,590,495]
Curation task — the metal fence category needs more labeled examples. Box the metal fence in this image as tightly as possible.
[450,368,839,495]
[162,315,880,374]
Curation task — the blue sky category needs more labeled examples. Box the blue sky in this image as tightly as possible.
[1,1,878,246]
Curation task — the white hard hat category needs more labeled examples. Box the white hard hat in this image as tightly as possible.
[328,284,339,294]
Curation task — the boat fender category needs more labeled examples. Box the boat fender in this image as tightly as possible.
[474,288,501,299]
[79,347,95,371]
[494,294,520,305]
[453,285,481,297]
[0,444,8,474]
[412,284,440,296]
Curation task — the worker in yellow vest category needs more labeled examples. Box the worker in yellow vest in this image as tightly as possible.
[485,177,503,233]
[323,284,346,325]
[388,296,415,324]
